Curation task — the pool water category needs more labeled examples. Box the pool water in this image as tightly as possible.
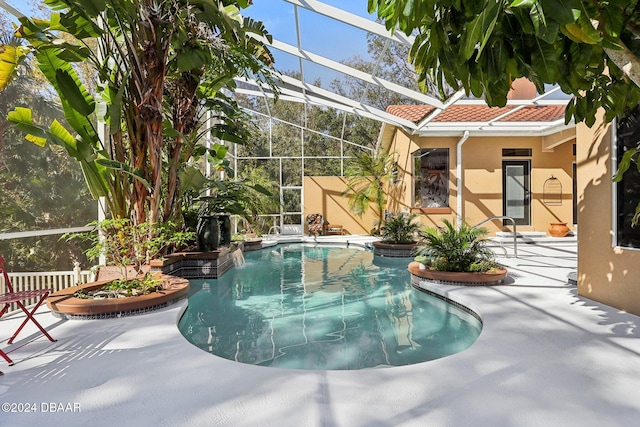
[178,244,482,370]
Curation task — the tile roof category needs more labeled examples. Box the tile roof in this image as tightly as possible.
[386,104,567,124]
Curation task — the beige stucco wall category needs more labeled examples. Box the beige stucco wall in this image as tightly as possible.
[303,176,377,235]
[576,115,640,316]
[387,129,576,234]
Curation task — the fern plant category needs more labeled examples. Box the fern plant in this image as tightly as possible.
[415,219,498,272]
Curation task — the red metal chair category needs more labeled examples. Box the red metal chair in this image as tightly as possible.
[1,256,56,366]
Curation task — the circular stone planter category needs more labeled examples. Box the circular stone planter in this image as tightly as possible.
[408,261,507,286]
[372,241,417,258]
[46,274,189,319]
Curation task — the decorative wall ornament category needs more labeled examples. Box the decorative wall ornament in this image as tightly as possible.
[543,175,562,205]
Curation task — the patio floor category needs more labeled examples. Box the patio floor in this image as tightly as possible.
[1,237,639,427]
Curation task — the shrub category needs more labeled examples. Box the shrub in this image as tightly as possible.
[415,219,499,273]
[68,219,194,279]
[380,213,420,244]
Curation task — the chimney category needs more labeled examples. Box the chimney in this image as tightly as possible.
[507,78,537,100]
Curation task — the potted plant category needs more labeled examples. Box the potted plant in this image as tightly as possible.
[409,219,507,285]
[372,213,420,257]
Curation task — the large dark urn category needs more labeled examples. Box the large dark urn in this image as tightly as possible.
[218,213,232,246]
[197,215,220,251]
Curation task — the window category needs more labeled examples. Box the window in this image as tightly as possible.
[502,148,532,157]
[413,148,449,208]
[616,105,640,248]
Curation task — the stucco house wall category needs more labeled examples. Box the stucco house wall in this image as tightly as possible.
[385,128,576,234]
[303,176,377,235]
[576,114,640,316]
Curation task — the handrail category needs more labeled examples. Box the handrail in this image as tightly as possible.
[474,216,518,258]
[267,225,281,236]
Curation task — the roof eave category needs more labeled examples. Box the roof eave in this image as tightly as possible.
[411,120,575,137]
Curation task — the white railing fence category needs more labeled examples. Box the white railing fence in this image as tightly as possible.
[1,264,94,316]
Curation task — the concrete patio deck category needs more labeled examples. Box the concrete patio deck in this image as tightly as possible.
[1,237,639,427]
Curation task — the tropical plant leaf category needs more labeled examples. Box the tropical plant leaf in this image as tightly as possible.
[96,158,151,188]
[540,0,581,25]
[176,48,208,73]
[0,44,30,91]
[8,108,110,199]
[613,148,638,182]
[179,166,209,192]
[562,22,602,45]
[531,39,561,82]
[7,107,48,146]
[529,1,559,44]
[248,183,272,197]
[34,47,99,145]
[55,68,95,115]
[510,0,536,7]
[461,0,502,60]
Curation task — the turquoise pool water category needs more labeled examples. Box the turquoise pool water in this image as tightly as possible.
[178,244,482,370]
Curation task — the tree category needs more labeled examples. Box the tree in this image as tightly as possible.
[343,148,397,235]
[330,33,448,110]
[368,0,640,127]
[0,0,277,234]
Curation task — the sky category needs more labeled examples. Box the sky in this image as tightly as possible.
[1,0,377,85]
[241,1,376,84]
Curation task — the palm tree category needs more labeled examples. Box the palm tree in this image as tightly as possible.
[343,148,397,235]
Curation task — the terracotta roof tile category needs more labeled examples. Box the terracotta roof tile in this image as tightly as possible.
[386,105,435,123]
[386,104,566,124]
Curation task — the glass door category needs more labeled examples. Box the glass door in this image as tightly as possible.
[502,160,531,225]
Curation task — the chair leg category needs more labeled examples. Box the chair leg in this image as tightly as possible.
[0,349,13,366]
[7,299,56,345]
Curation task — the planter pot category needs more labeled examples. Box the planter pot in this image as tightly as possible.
[197,215,220,251]
[372,241,417,258]
[408,261,507,286]
[218,213,232,246]
[548,222,570,237]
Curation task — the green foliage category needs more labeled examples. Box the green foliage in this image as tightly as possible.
[368,0,640,127]
[66,219,194,279]
[379,213,420,244]
[74,272,162,299]
[415,219,499,273]
[413,254,430,265]
[344,148,397,235]
[181,162,280,236]
[0,0,277,229]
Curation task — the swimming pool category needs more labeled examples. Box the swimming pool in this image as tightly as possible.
[178,244,482,370]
